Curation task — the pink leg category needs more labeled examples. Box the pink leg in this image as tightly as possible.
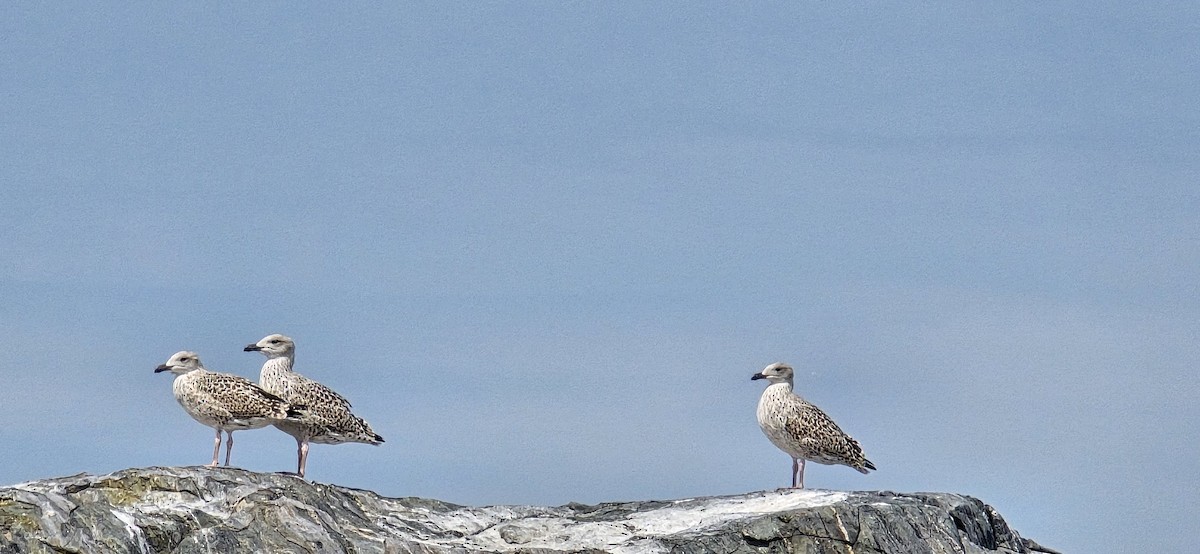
[223,431,235,466]
[208,429,221,467]
[296,438,310,478]
[798,459,807,489]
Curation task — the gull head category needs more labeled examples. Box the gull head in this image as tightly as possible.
[751,362,794,385]
[155,351,205,375]
[244,334,295,358]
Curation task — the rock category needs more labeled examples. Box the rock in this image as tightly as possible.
[0,467,1054,554]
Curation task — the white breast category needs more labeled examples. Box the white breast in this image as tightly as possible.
[756,383,801,455]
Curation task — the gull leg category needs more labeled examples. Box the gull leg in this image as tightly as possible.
[223,431,235,466]
[297,439,310,479]
[208,429,221,467]
[798,459,807,489]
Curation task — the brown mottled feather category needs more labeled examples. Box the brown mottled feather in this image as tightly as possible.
[754,362,875,477]
[249,335,383,446]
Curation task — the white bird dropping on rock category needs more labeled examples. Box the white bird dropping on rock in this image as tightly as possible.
[752,362,876,488]
[245,334,384,478]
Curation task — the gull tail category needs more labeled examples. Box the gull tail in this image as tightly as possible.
[285,404,310,420]
[857,458,877,474]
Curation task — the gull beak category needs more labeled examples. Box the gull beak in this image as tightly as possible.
[154,364,172,373]
[751,372,766,381]
[244,344,262,352]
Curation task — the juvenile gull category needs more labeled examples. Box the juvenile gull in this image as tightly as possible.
[155,351,304,467]
[752,362,876,488]
[245,334,384,478]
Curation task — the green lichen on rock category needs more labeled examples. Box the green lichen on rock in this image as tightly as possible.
[0,498,42,533]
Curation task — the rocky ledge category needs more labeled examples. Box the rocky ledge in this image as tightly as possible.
[0,467,1056,554]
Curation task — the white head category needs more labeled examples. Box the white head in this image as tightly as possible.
[244,334,295,359]
[154,351,205,376]
[751,362,794,385]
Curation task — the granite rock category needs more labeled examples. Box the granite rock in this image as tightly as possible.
[0,467,1056,554]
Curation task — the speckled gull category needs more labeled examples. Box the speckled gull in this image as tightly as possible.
[155,351,305,467]
[751,362,876,488]
[244,334,384,478]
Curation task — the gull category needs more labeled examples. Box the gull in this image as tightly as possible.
[155,351,304,467]
[245,334,384,478]
[752,362,876,488]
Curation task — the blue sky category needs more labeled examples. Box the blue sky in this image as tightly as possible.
[2,4,1197,552]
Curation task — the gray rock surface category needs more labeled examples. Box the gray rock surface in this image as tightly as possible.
[0,467,1055,554]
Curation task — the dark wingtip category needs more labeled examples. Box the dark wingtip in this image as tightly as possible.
[374,434,385,443]
[861,459,877,473]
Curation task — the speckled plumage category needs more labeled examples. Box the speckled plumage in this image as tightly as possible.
[752,362,875,488]
[245,334,383,478]
[155,351,303,467]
